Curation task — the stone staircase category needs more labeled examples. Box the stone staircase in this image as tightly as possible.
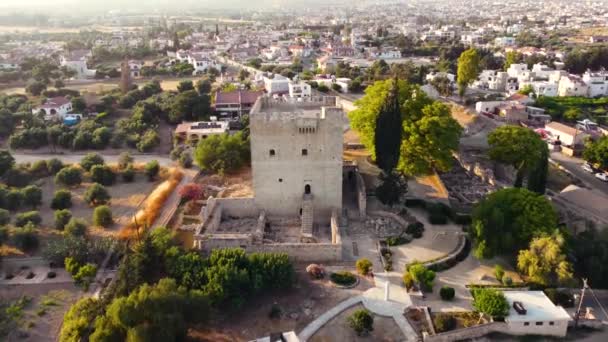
[301,194,314,238]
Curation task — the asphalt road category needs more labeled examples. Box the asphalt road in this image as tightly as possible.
[550,152,608,197]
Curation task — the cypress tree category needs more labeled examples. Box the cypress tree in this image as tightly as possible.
[374,77,402,174]
[527,144,548,194]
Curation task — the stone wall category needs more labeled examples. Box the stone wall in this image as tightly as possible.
[197,197,222,235]
[331,210,342,245]
[367,210,409,229]
[216,197,259,218]
[424,235,467,270]
[423,322,508,342]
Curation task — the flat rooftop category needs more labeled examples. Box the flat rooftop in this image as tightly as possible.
[251,95,341,114]
[504,291,571,323]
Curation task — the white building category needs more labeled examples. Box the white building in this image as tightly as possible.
[187,52,222,75]
[60,50,96,79]
[33,96,73,120]
[582,70,608,98]
[558,75,589,97]
[503,291,571,337]
[475,70,509,91]
[495,36,516,47]
[426,71,455,84]
[507,63,529,79]
[288,81,312,98]
[264,74,290,95]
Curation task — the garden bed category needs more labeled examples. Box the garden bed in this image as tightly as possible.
[329,271,359,288]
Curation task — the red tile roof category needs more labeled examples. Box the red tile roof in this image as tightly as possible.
[40,96,70,109]
[215,90,263,105]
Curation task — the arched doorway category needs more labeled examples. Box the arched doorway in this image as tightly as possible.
[304,184,311,195]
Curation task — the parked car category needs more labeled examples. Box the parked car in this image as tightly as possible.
[595,172,608,182]
[582,163,594,173]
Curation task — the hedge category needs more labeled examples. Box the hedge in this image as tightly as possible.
[330,271,357,286]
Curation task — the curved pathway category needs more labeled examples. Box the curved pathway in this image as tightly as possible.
[298,272,417,341]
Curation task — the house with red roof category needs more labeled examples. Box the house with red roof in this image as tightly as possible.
[214,90,264,118]
[32,96,73,121]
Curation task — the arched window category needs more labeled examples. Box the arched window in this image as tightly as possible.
[304,184,311,194]
[269,149,276,156]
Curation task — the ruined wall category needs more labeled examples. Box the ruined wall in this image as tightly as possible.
[216,197,259,218]
[330,210,342,245]
[423,322,508,342]
[355,170,367,219]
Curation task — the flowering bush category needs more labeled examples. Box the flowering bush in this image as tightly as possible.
[178,183,205,201]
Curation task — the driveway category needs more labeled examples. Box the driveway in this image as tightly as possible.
[550,152,608,197]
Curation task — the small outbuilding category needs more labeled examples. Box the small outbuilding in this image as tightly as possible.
[504,291,571,337]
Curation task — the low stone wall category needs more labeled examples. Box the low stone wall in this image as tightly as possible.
[367,210,410,229]
[197,197,222,235]
[424,235,468,271]
[216,197,259,218]
[423,322,508,342]
[248,242,342,262]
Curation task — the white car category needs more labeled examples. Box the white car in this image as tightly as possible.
[595,172,608,182]
[582,163,594,173]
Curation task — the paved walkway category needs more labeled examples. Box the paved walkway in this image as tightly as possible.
[298,272,417,341]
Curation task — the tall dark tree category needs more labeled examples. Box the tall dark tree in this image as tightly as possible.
[527,144,548,194]
[173,32,180,51]
[374,77,402,174]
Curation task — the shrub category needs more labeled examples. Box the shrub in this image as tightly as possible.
[329,271,357,286]
[83,183,110,206]
[356,258,373,275]
[433,313,456,333]
[14,211,42,227]
[90,164,116,186]
[117,152,133,169]
[12,224,39,250]
[406,221,425,238]
[544,288,575,308]
[472,288,509,318]
[406,263,435,292]
[93,205,113,227]
[347,309,374,336]
[144,160,160,181]
[122,164,136,182]
[179,183,205,201]
[29,160,49,177]
[47,271,56,279]
[80,153,105,171]
[46,158,64,174]
[306,264,325,279]
[4,167,32,187]
[502,276,513,286]
[427,203,449,225]
[54,209,72,230]
[64,218,88,237]
[51,190,72,210]
[440,286,456,301]
[179,152,193,168]
[21,185,43,208]
[403,272,414,291]
[494,265,505,282]
[387,235,411,246]
[0,208,9,225]
[5,189,25,211]
[55,167,83,187]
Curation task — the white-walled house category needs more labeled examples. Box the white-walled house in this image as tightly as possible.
[558,75,589,97]
[582,71,608,98]
[475,70,508,91]
[507,63,528,79]
[426,71,455,84]
[288,81,312,98]
[503,291,571,338]
[545,121,589,146]
[32,96,73,120]
[264,74,290,94]
[495,36,516,47]
[187,52,222,75]
[60,50,96,79]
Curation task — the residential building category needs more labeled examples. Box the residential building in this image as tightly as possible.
[495,36,516,47]
[188,51,222,75]
[32,96,73,120]
[426,71,456,84]
[214,90,264,119]
[288,81,312,98]
[558,75,589,97]
[544,121,589,146]
[60,50,96,79]
[264,74,290,95]
[503,291,571,337]
[582,70,608,98]
[174,120,230,144]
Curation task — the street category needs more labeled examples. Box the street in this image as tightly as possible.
[550,152,608,197]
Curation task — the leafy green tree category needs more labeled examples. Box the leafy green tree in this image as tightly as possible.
[349,79,461,176]
[93,205,113,227]
[177,80,194,92]
[504,51,523,70]
[12,224,39,250]
[5,189,24,211]
[52,190,72,210]
[46,158,64,174]
[117,152,133,170]
[471,188,557,258]
[80,153,105,171]
[84,183,111,206]
[71,97,87,113]
[55,166,83,187]
[121,164,135,182]
[406,263,436,291]
[488,126,546,187]
[376,172,407,206]
[517,234,573,286]
[73,263,98,290]
[472,289,509,318]
[583,136,608,169]
[54,209,73,230]
[194,132,250,174]
[564,108,581,121]
[144,160,160,181]
[196,79,212,95]
[136,129,160,152]
[90,165,116,186]
[14,211,42,227]
[456,48,480,97]
[64,218,88,237]
[22,185,42,208]
[0,150,15,177]
[0,208,9,225]
[347,309,374,336]
[356,258,373,275]
[59,298,102,342]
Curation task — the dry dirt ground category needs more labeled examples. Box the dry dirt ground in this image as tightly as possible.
[2,173,158,257]
[0,283,81,342]
[310,304,405,342]
[188,266,374,341]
